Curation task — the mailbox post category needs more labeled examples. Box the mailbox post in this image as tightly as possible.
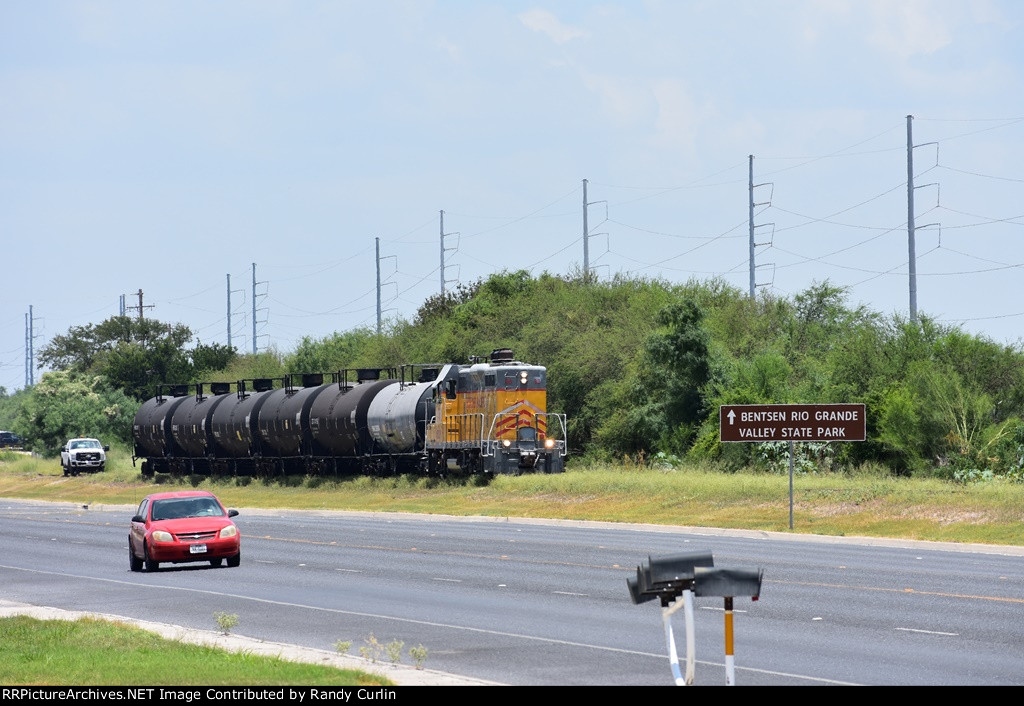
[627,551,714,685]
[693,566,764,686]
[629,553,765,685]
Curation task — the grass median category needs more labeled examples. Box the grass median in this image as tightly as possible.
[3,446,1022,546]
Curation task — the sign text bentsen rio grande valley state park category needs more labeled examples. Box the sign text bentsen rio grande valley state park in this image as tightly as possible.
[719,404,867,443]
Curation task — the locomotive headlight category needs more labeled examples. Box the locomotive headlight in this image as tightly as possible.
[545,439,555,449]
[502,439,512,447]
[520,371,528,383]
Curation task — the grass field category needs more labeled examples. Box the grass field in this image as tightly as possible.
[0,615,395,686]
[2,445,1022,546]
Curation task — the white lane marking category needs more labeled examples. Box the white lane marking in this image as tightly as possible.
[895,627,959,636]
[0,563,859,686]
[335,568,362,573]
[553,591,588,597]
[433,578,461,583]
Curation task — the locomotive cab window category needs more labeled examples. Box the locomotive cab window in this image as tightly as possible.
[484,374,495,388]
[445,379,457,400]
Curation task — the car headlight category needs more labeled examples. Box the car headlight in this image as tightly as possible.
[152,530,173,543]
[219,525,237,539]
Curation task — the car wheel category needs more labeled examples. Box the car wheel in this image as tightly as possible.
[209,558,223,567]
[62,466,69,477]
[227,551,241,568]
[144,543,159,572]
[129,542,143,572]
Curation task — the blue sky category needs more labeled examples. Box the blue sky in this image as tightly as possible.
[2,1,1023,391]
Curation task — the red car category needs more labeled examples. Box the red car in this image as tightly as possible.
[129,490,241,571]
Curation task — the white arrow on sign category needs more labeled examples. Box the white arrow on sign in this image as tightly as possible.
[727,410,736,425]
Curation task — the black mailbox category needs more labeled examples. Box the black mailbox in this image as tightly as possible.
[627,551,715,605]
[693,566,763,599]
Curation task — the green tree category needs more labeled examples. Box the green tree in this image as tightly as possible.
[35,316,234,401]
[191,342,239,377]
[285,329,376,373]
[38,316,191,373]
[15,371,138,455]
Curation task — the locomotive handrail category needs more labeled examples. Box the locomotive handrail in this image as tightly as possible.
[481,412,568,458]
[425,412,486,449]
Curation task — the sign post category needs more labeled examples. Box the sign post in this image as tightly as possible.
[719,404,866,529]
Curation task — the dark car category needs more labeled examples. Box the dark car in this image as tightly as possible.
[0,431,23,448]
[129,490,241,571]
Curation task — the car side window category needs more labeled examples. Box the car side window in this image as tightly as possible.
[136,499,148,519]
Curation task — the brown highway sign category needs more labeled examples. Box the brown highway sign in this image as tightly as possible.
[719,403,866,443]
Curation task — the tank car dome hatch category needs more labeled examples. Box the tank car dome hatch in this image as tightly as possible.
[357,368,382,382]
[252,378,274,393]
[418,367,440,383]
[301,373,324,388]
[210,382,231,395]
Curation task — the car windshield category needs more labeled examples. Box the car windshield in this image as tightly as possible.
[151,497,225,521]
[70,440,100,449]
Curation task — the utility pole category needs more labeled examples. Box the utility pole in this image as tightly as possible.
[748,156,755,298]
[24,306,35,387]
[125,289,154,321]
[376,237,382,335]
[746,156,775,297]
[252,264,257,353]
[745,155,774,295]
[119,294,126,316]
[581,179,609,281]
[227,274,245,349]
[374,238,397,335]
[439,210,459,295]
[582,179,590,278]
[250,264,269,354]
[906,114,918,323]
[227,274,233,349]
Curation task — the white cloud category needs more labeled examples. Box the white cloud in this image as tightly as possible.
[437,37,461,61]
[866,0,953,59]
[650,78,701,154]
[518,9,587,44]
[578,71,655,126]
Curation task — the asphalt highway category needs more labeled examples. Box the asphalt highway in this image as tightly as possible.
[2,499,1022,686]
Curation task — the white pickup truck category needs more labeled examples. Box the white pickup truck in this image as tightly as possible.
[61,437,109,476]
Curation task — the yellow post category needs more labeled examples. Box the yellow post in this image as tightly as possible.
[724,596,735,686]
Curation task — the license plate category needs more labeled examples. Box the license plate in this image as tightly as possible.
[189,544,207,554]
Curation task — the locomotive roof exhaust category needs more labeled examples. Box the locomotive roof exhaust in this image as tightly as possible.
[490,348,515,364]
